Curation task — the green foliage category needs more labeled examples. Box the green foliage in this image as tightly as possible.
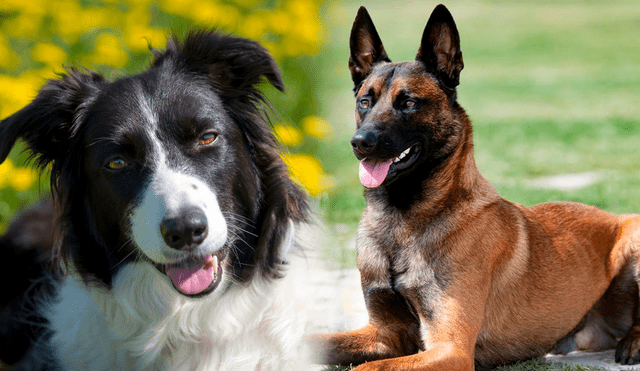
[315,0,640,226]
[0,0,332,231]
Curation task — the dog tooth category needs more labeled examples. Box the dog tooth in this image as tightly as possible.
[212,255,219,276]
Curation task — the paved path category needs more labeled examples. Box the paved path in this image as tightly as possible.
[290,221,368,334]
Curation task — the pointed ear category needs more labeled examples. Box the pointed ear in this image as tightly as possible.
[416,4,464,91]
[0,69,104,168]
[156,30,285,96]
[349,7,391,89]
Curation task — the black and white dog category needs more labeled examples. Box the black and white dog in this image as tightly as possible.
[0,30,309,370]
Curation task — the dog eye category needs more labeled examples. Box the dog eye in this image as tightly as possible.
[106,158,128,170]
[358,98,371,109]
[404,100,416,109]
[199,132,218,145]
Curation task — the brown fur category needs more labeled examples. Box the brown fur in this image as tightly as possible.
[311,5,640,370]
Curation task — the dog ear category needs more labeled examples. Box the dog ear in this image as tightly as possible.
[156,30,285,96]
[349,6,391,89]
[416,4,464,92]
[0,69,104,169]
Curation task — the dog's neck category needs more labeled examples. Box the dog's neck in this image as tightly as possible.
[365,106,499,218]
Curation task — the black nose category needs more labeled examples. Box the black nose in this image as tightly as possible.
[160,209,209,251]
[351,130,379,155]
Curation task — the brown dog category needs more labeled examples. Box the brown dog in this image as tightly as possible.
[312,4,640,371]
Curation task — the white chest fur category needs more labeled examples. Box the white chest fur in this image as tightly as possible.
[44,257,307,371]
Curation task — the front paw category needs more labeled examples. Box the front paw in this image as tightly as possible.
[616,330,640,365]
[352,360,387,371]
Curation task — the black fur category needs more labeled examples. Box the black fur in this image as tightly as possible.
[0,29,307,366]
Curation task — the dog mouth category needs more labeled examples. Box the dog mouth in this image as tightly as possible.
[156,250,226,298]
[359,143,421,188]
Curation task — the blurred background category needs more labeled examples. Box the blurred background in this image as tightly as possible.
[1,0,640,270]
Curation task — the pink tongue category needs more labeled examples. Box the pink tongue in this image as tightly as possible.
[359,159,392,188]
[166,255,215,295]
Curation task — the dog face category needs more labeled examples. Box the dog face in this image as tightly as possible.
[0,31,306,297]
[349,6,465,189]
[81,72,247,297]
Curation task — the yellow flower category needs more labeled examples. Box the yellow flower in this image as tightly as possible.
[83,34,129,68]
[125,25,167,52]
[124,0,154,6]
[0,35,18,71]
[273,124,303,146]
[281,153,334,196]
[0,152,38,191]
[49,0,86,43]
[159,0,195,17]
[31,43,68,67]
[267,10,292,35]
[261,41,281,62]
[0,159,15,189]
[286,0,316,18]
[10,167,38,191]
[82,7,120,31]
[280,35,305,58]
[0,0,17,11]
[209,4,240,30]
[241,13,267,40]
[0,0,46,39]
[231,0,261,10]
[0,72,44,119]
[123,4,150,28]
[301,115,332,138]
[186,1,222,23]
[3,0,47,14]
[51,2,120,43]
[2,13,43,39]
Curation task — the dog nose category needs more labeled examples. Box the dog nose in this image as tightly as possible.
[351,130,378,154]
[160,209,209,250]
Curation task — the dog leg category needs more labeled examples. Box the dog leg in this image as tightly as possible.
[613,218,640,365]
[311,287,422,365]
[312,323,421,366]
[348,345,473,371]
[616,327,640,365]
[614,262,640,364]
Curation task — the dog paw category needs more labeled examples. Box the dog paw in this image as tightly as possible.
[353,362,380,371]
[616,331,640,365]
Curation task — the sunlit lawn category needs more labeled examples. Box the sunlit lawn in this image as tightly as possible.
[315,1,640,369]
[316,0,640,233]
[1,1,640,369]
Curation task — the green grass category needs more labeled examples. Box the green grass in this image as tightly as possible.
[314,1,640,368]
[496,359,604,371]
[320,359,607,371]
[315,0,640,231]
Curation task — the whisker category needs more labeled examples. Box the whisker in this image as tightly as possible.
[229,230,255,251]
[112,248,138,269]
[222,212,255,226]
[233,226,258,238]
[86,137,116,148]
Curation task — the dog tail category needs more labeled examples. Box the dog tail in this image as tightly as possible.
[0,199,57,367]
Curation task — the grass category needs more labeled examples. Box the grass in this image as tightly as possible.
[314,0,640,259]
[1,1,639,370]
[314,1,640,370]
[320,359,608,371]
